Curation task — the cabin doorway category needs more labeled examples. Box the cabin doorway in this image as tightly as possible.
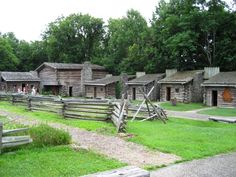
[166,87,171,101]
[212,90,218,106]
[69,87,73,97]
[132,88,136,100]
[94,87,97,98]
[22,83,26,91]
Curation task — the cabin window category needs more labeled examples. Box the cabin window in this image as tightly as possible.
[222,88,233,102]
[175,88,179,93]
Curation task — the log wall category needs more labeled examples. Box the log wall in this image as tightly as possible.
[204,87,236,107]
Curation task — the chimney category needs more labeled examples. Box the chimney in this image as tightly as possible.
[136,72,146,78]
[204,67,220,79]
[81,61,92,96]
[166,69,177,77]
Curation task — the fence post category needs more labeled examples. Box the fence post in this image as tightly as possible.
[11,95,15,105]
[62,101,66,118]
[0,122,2,154]
[28,97,32,111]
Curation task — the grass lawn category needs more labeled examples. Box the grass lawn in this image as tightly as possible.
[127,118,236,161]
[198,108,236,117]
[160,102,206,111]
[0,101,116,135]
[0,146,124,177]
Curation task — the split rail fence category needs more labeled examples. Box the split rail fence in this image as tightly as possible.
[0,93,127,132]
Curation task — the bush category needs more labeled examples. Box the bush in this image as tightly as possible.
[29,124,71,148]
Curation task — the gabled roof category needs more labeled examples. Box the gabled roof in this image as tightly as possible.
[0,72,40,82]
[128,74,165,85]
[159,70,204,84]
[84,76,121,86]
[202,72,236,87]
[35,62,106,71]
[84,75,135,86]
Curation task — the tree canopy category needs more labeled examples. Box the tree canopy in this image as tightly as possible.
[0,0,235,73]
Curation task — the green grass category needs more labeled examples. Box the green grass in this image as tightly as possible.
[0,146,125,177]
[198,108,236,117]
[127,118,236,160]
[0,101,116,135]
[160,102,206,111]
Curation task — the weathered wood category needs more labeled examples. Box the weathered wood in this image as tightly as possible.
[0,122,2,153]
[82,166,150,177]
[3,128,29,135]
[131,86,155,121]
[209,117,236,123]
[2,136,32,148]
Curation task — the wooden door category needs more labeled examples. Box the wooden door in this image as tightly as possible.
[212,90,218,106]
[94,87,97,98]
[166,87,171,101]
[132,88,136,100]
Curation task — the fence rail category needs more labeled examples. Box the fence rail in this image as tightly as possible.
[0,93,126,133]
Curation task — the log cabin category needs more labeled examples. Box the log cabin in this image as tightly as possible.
[202,71,236,107]
[127,72,165,101]
[0,71,40,93]
[35,62,107,96]
[84,75,135,99]
[159,70,204,103]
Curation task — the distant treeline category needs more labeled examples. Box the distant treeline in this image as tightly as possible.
[0,0,235,74]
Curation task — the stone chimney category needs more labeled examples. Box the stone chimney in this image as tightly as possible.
[136,72,146,78]
[81,61,92,95]
[204,67,220,79]
[166,69,177,77]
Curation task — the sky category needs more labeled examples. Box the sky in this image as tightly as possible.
[0,0,158,41]
[0,0,234,42]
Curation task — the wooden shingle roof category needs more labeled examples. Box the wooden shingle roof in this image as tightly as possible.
[0,72,40,82]
[159,70,204,84]
[202,72,236,87]
[84,76,121,86]
[128,74,165,85]
[35,62,105,71]
[84,75,135,86]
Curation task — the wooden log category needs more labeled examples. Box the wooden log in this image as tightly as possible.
[3,128,29,135]
[0,122,2,153]
[64,114,108,121]
[81,166,150,177]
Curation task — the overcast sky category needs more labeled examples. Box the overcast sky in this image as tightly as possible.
[0,0,233,42]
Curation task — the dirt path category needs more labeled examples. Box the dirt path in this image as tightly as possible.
[0,110,181,168]
[151,152,236,177]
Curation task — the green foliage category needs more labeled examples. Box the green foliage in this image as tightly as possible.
[0,146,125,177]
[29,124,71,147]
[127,118,236,160]
[160,102,206,111]
[198,108,236,117]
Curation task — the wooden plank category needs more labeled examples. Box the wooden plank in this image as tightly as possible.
[81,166,150,177]
[3,128,29,135]
[2,136,31,144]
[2,139,32,148]
[209,117,236,123]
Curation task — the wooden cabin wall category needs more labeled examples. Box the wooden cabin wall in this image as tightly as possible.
[160,84,186,102]
[85,86,94,98]
[85,85,106,99]
[38,66,57,86]
[105,83,116,98]
[0,81,40,93]
[204,87,236,107]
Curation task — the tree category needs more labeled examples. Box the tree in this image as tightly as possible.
[0,37,19,71]
[43,13,105,63]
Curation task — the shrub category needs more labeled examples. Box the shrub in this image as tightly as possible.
[29,124,71,148]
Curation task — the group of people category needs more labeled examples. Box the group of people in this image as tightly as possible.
[15,84,38,95]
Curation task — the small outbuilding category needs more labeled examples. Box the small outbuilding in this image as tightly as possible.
[127,72,165,101]
[35,62,107,96]
[0,71,40,93]
[84,75,135,99]
[159,70,204,103]
[202,71,236,107]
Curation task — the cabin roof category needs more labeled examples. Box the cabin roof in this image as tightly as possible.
[0,72,40,82]
[35,62,106,71]
[159,70,204,84]
[128,74,165,85]
[84,75,135,86]
[84,76,121,86]
[202,71,236,87]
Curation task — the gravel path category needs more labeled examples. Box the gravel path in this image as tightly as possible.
[151,152,236,177]
[0,110,181,168]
